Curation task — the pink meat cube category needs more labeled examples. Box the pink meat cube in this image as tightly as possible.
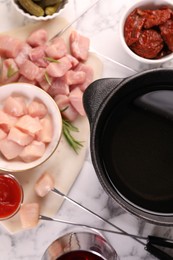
[28,100,48,118]
[0,129,7,141]
[15,115,42,135]
[46,56,72,77]
[3,96,27,117]
[35,172,54,197]
[29,45,48,68]
[64,70,86,85]
[15,43,32,67]
[74,63,94,91]
[0,35,24,58]
[45,38,67,59]
[19,140,46,162]
[26,29,48,47]
[0,138,23,160]
[0,58,19,85]
[54,94,69,111]
[7,127,33,146]
[36,68,52,92]
[19,60,40,81]
[36,115,53,143]
[19,203,40,229]
[69,87,86,116]
[48,77,69,97]
[66,54,79,68]
[61,104,78,121]
[70,31,90,61]
[0,110,17,133]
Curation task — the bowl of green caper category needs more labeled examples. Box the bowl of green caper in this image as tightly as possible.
[12,0,69,21]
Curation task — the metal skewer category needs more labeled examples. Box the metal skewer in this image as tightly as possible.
[39,214,147,240]
[51,187,146,246]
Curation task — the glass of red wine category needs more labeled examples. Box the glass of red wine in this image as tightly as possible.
[0,173,23,220]
[42,229,118,260]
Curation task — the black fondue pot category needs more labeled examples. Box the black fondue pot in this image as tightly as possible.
[83,68,173,225]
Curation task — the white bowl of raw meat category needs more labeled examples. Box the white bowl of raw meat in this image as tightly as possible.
[12,0,69,21]
[0,83,62,172]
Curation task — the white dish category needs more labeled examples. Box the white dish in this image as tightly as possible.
[11,0,69,21]
[0,83,62,172]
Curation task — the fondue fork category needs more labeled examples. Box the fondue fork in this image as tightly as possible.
[50,0,137,74]
[42,187,173,260]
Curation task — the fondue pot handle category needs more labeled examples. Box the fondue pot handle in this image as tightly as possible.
[83,78,123,125]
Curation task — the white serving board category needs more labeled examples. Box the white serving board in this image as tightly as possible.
[0,17,103,233]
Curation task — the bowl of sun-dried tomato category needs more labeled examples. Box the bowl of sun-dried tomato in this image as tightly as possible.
[120,0,173,65]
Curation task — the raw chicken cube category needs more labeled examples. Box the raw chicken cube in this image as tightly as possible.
[45,38,67,59]
[36,115,53,143]
[29,45,48,68]
[70,31,90,61]
[0,110,17,133]
[15,115,42,135]
[48,77,69,97]
[35,172,54,197]
[66,54,79,68]
[46,56,72,77]
[64,70,86,85]
[28,100,48,119]
[36,68,52,92]
[19,60,40,81]
[69,87,86,116]
[7,127,33,146]
[0,58,19,85]
[18,75,36,85]
[19,140,46,162]
[19,203,40,229]
[15,43,32,67]
[54,94,69,111]
[3,96,27,117]
[0,35,24,58]
[61,104,78,122]
[0,138,23,160]
[26,29,48,47]
[74,63,94,91]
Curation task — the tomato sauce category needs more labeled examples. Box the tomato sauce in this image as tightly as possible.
[57,250,104,260]
[0,174,23,219]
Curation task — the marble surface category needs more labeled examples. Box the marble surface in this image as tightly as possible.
[0,0,173,259]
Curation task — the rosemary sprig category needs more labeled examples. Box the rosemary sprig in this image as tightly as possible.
[44,57,60,63]
[62,119,84,154]
[44,72,52,86]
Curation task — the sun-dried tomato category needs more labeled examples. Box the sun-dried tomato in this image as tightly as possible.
[131,29,164,59]
[124,9,145,46]
[160,19,173,51]
[136,7,172,29]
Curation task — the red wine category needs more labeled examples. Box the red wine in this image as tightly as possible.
[57,250,104,260]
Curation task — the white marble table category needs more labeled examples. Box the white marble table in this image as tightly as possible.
[0,0,173,259]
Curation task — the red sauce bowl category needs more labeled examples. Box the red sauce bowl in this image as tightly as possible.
[0,174,23,220]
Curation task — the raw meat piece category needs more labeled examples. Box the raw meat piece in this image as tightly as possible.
[36,115,53,143]
[70,31,90,61]
[69,87,86,116]
[0,110,17,133]
[3,96,27,117]
[27,100,48,118]
[19,140,46,162]
[66,54,79,68]
[0,35,24,58]
[45,38,67,59]
[19,59,40,81]
[26,29,48,47]
[54,94,69,111]
[18,75,36,85]
[29,45,48,68]
[7,127,33,146]
[0,58,19,85]
[48,77,69,97]
[61,104,78,122]
[74,63,94,91]
[19,203,40,229]
[35,172,54,197]
[15,43,32,67]
[15,115,42,135]
[0,138,23,160]
[46,56,72,77]
[64,70,86,85]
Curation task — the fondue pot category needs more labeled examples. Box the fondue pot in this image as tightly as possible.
[83,68,173,225]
